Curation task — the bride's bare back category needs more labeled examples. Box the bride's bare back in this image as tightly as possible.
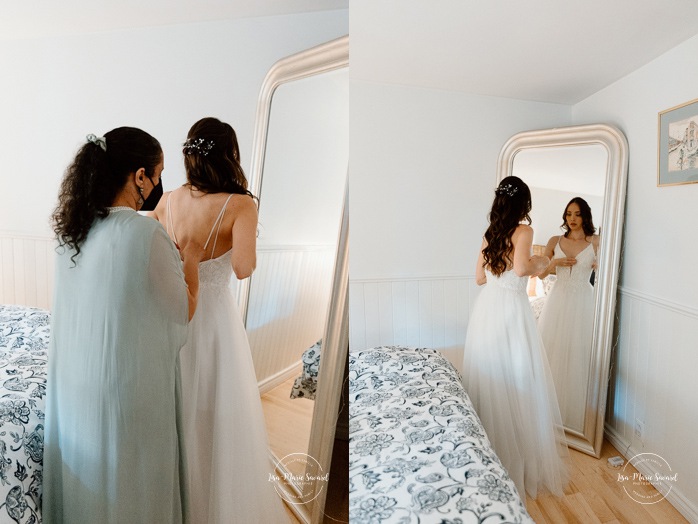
[153,186,257,279]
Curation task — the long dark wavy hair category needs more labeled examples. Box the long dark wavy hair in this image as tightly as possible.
[561,196,596,237]
[183,117,254,198]
[52,127,162,262]
[482,176,532,276]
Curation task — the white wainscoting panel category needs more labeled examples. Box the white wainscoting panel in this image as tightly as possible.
[247,245,336,391]
[605,287,698,523]
[349,276,480,372]
[0,232,55,310]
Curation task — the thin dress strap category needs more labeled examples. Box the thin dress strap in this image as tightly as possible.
[203,194,234,260]
[166,193,179,247]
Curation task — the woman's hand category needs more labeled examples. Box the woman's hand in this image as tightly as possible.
[179,240,206,265]
[555,257,577,268]
[179,241,205,321]
[530,255,551,277]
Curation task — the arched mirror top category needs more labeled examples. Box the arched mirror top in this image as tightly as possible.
[248,35,348,203]
[497,123,628,277]
[498,124,628,196]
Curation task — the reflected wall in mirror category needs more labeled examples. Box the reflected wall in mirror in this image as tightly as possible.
[240,36,348,524]
[497,124,628,457]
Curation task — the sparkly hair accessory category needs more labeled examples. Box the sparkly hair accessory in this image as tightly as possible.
[495,183,518,197]
[86,133,107,152]
[183,137,215,156]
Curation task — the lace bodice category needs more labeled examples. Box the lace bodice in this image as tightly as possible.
[199,249,233,288]
[485,269,528,293]
[553,241,595,291]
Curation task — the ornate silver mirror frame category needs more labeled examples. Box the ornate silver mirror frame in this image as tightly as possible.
[497,124,628,457]
[238,35,349,523]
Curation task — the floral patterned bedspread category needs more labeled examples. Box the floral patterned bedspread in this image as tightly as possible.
[0,305,49,523]
[290,340,321,400]
[349,346,533,524]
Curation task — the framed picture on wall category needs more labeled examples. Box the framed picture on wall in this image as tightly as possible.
[658,97,698,187]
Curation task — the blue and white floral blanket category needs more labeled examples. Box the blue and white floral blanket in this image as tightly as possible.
[290,340,321,400]
[0,305,49,523]
[349,346,533,524]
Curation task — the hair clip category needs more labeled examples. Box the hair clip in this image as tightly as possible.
[183,137,215,156]
[86,133,107,152]
[495,183,518,197]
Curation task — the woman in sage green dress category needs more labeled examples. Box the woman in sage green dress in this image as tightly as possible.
[43,128,202,523]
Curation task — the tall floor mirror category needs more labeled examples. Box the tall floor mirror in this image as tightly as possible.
[497,124,628,457]
[238,36,349,523]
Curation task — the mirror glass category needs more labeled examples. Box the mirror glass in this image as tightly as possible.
[241,37,348,523]
[513,144,606,436]
[498,124,628,457]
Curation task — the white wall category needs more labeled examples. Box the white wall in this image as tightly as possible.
[350,81,571,281]
[0,10,348,237]
[572,33,698,520]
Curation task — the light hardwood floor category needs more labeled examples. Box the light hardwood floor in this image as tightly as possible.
[261,376,314,523]
[261,375,349,523]
[261,374,315,478]
[527,439,687,523]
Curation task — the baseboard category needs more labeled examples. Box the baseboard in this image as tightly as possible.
[605,425,698,523]
[258,361,302,395]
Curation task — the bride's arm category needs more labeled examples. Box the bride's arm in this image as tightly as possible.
[513,225,549,277]
[536,236,560,279]
[230,196,258,280]
[475,238,487,286]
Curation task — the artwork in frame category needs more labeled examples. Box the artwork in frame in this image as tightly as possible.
[658,97,698,187]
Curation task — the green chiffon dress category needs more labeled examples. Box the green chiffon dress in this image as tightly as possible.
[43,208,189,523]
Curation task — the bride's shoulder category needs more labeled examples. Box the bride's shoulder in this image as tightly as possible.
[514,223,533,237]
[230,193,258,212]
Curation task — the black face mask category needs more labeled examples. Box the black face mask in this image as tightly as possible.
[140,179,163,211]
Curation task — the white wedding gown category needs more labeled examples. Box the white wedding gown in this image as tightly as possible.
[537,240,596,433]
[169,196,289,523]
[463,268,569,500]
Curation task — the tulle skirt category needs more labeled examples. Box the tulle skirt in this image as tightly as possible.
[179,285,290,523]
[463,281,569,500]
[538,281,594,433]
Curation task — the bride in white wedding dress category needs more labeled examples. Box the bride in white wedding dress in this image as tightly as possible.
[462,176,569,501]
[537,197,599,432]
[154,117,289,523]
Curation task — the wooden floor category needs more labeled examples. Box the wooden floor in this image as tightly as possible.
[261,375,315,478]
[527,439,687,523]
[261,375,349,523]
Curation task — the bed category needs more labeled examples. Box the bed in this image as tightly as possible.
[290,339,321,400]
[0,304,49,523]
[349,346,533,524]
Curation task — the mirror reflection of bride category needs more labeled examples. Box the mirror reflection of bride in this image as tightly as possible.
[536,197,599,432]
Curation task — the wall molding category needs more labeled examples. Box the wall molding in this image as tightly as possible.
[349,275,479,370]
[618,285,698,319]
[0,232,55,310]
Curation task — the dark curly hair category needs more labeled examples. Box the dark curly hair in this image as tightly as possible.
[52,127,162,262]
[183,117,254,199]
[482,176,532,276]
[561,196,596,238]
